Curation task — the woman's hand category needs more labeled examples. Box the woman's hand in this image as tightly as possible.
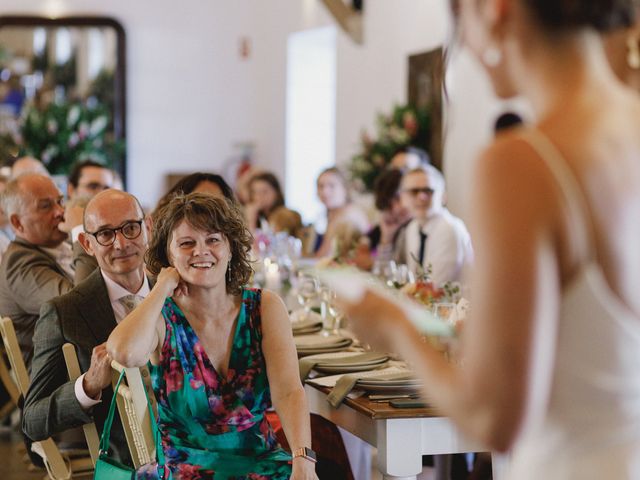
[157,266,188,297]
[339,289,415,354]
[290,458,318,480]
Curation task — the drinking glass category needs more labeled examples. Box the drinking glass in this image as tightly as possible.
[393,263,415,288]
[319,286,343,336]
[296,272,319,322]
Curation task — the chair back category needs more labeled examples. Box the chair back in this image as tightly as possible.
[110,361,157,468]
[62,343,100,465]
[0,344,20,416]
[0,317,93,479]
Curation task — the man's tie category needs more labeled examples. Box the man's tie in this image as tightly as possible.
[418,230,428,267]
[119,294,143,315]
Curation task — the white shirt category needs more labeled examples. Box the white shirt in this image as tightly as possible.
[404,209,473,286]
[74,271,150,409]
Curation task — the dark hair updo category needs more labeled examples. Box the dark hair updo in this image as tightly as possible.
[523,0,636,32]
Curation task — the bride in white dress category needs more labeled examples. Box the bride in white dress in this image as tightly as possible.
[340,0,640,478]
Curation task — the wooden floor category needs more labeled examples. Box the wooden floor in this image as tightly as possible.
[0,426,48,480]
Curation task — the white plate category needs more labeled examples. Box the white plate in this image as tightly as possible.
[315,362,390,374]
[355,383,422,394]
[295,334,351,348]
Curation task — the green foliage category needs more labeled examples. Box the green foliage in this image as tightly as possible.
[17,99,123,174]
[349,104,430,191]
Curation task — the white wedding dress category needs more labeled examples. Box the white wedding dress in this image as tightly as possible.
[506,130,640,479]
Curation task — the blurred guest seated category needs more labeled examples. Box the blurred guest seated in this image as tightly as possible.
[315,167,370,258]
[0,173,76,368]
[367,169,412,256]
[62,159,119,281]
[0,173,14,260]
[107,193,318,480]
[389,146,431,171]
[67,159,116,200]
[388,166,473,286]
[10,156,49,179]
[153,172,235,219]
[246,172,303,235]
[23,190,152,465]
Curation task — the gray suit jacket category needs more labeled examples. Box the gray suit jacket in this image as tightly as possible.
[0,238,73,367]
[22,269,130,461]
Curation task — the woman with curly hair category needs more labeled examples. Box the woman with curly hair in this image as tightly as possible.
[107,193,317,480]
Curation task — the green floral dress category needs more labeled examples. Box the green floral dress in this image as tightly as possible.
[136,288,292,479]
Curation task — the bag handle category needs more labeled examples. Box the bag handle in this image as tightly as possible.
[99,367,166,473]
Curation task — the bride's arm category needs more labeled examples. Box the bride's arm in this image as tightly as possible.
[344,137,563,451]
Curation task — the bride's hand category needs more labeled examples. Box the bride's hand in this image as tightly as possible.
[157,266,188,297]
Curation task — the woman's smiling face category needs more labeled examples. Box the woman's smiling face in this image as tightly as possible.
[168,219,231,289]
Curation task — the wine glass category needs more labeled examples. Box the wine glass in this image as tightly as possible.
[319,286,342,336]
[393,263,414,288]
[296,272,319,322]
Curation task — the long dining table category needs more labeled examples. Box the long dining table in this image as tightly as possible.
[304,381,506,480]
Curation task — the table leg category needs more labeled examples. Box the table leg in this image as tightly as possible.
[434,455,452,480]
[376,419,422,479]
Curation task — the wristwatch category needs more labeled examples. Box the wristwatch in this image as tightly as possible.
[292,446,317,463]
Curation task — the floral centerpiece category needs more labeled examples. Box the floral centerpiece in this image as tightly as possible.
[349,103,430,191]
[8,99,121,174]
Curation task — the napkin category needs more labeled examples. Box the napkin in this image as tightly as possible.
[298,352,389,380]
[327,370,415,407]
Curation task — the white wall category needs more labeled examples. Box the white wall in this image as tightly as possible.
[1,0,504,219]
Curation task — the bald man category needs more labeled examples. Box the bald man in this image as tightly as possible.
[23,189,152,464]
[10,156,49,179]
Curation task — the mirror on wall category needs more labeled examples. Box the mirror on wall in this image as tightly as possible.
[0,16,126,182]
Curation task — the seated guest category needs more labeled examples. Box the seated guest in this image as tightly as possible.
[246,172,302,235]
[153,172,235,218]
[62,160,118,282]
[0,174,13,260]
[10,156,49,179]
[67,160,115,200]
[107,193,318,480]
[391,166,473,285]
[367,169,412,255]
[389,146,430,171]
[315,167,370,258]
[23,189,152,463]
[0,173,76,368]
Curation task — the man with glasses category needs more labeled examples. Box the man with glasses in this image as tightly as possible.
[63,160,118,281]
[393,165,473,286]
[23,189,151,464]
[0,173,75,368]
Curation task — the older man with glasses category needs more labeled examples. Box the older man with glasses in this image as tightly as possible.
[391,165,473,286]
[23,189,152,465]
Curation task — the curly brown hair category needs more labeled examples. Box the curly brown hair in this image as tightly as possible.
[145,193,253,294]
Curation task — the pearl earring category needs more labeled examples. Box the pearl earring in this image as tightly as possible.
[227,256,232,283]
[482,45,502,68]
[627,36,640,70]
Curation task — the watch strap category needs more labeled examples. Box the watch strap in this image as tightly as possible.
[292,446,317,463]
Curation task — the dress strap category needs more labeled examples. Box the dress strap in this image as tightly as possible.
[518,129,596,262]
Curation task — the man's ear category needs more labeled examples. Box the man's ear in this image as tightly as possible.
[78,232,95,256]
[9,214,23,234]
[67,183,76,199]
[144,215,153,235]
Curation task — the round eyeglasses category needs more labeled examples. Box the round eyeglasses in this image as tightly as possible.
[87,219,144,246]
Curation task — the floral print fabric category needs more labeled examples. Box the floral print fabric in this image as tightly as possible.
[136,288,291,479]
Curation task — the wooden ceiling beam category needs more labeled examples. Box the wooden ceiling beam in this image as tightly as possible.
[321,0,363,44]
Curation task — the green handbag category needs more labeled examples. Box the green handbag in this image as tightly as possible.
[93,369,167,479]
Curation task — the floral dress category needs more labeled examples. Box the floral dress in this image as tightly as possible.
[136,288,292,479]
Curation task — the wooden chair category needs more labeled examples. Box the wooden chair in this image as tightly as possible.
[110,360,157,468]
[62,343,100,466]
[0,344,20,418]
[0,317,94,479]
